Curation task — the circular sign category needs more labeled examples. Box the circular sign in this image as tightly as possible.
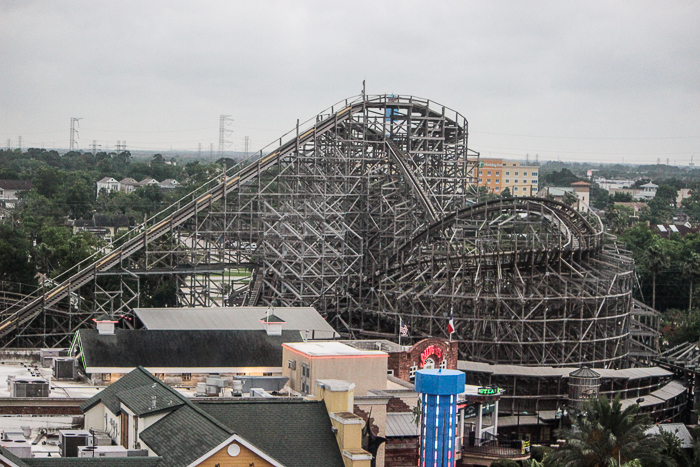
[227,444,241,457]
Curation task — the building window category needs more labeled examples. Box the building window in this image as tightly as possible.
[495,179,499,184]
[181,373,191,381]
[440,359,447,369]
[495,187,500,192]
[505,179,510,183]
[487,179,491,184]
[479,171,483,175]
[479,179,483,183]
[487,171,491,176]
[301,363,310,395]
[506,171,510,176]
[288,359,296,370]
[514,187,518,191]
[409,364,418,381]
[532,180,537,184]
[515,172,519,175]
[263,372,273,376]
[532,172,538,176]
[514,180,518,184]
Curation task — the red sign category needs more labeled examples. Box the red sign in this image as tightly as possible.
[420,344,443,367]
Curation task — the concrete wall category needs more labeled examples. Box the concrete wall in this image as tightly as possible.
[283,348,387,396]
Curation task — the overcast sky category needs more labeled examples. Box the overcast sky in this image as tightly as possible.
[1,1,699,164]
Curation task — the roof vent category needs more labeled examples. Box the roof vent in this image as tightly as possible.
[93,314,117,335]
[260,307,286,336]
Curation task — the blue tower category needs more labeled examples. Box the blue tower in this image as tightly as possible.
[415,369,465,467]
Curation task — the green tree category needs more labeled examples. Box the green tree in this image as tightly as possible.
[0,224,36,287]
[644,239,671,310]
[682,252,700,311]
[544,396,674,467]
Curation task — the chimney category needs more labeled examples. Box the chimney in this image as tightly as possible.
[93,314,117,335]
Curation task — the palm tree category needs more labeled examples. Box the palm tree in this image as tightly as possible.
[644,239,671,310]
[682,252,700,311]
[544,396,675,467]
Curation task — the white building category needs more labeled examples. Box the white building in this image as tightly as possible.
[96,177,120,198]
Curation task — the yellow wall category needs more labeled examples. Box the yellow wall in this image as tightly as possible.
[197,441,275,467]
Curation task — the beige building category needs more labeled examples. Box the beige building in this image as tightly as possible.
[476,158,539,197]
[282,342,388,396]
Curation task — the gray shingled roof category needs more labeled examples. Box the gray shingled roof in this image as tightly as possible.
[78,329,297,369]
[195,400,345,467]
[139,405,231,467]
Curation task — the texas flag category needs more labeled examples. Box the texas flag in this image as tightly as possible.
[447,310,455,335]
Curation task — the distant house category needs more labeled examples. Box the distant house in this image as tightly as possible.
[634,182,658,201]
[96,177,120,198]
[139,178,160,187]
[537,181,591,213]
[72,214,130,240]
[0,179,32,209]
[159,179,180,190]
[653,223,698,239]
[119,177,139,193]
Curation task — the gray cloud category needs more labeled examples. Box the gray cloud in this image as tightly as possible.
[1,0,698,163]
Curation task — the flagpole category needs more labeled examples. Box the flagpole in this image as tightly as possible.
[398,316,401,346]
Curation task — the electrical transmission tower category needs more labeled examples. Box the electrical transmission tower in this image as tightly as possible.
[91,140,101,155]
[5,139,10,150]
[244,136,250,155]
[70,118,82,150]
[218,115,233,158]
[17,136,22,151]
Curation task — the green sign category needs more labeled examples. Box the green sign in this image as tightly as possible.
[464,402,495,419]
[478,387,499,395]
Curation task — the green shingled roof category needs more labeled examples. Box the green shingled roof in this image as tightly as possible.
[139,405,231,467]
[116,385,185,416]
[196,400,345,467]
[81,367,163,414]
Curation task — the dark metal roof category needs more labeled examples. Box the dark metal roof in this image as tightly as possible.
[77,329,298,369]
[569,366,601,379]
[196,400,345,467]
[260,313,286,323]
[0,180,32,190]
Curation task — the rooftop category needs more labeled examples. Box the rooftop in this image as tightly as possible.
[76,329,298,370]
[282,341,388,357]
[134,306,338,339]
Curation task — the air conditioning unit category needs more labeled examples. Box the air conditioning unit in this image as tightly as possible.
[79,445,128,458]
[59,430,93,457]
[40,348,68,368]
[9,378,50,397]
[0,433,31,458]
[54,358,78,380]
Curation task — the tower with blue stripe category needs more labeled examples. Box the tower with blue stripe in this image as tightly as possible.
[415,368,465,467]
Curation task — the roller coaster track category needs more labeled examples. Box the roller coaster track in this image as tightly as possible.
[0,96,443,338]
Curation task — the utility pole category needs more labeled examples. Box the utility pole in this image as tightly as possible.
[70,117,82,150]
[218,115,233,158]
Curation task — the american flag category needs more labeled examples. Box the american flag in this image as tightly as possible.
[400,318,409,337]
